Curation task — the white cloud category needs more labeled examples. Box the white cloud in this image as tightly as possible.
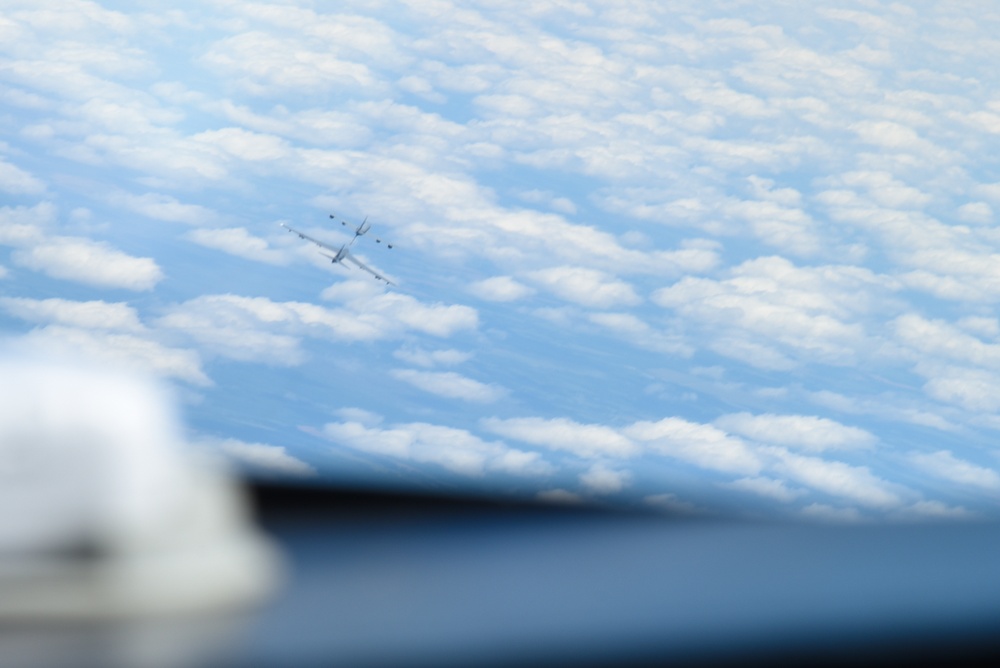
[957,316,1000,338]
[321,282,479,338]
[0,205,163,292]
[889,314,1000,412]
[193,127,292,162]
[322,420,552,477]
[831,172,933,210]
[894,314,1000,370]
[528,266,641,308]
[8,4,135,44]
[374,161,718,275]
[7,325,209,386]
[957,202,993,225]
[579,463,630,495]
[715,413,876,451]
[722,196,821,256]
[806,389,960,433]
[207,99,373,149]
[186,227,288,265]
[213,438,315,476]
[770,449,903,509]
[156,296,312,366]
[910,450,1000,490]
[850,121,950,161]
[334,407,383,427]
[108,191,216,225]
[681,81,773,119]
[200,30,385,96]
[0,157,45,194]
[517,189,577,214]
[0,202,54,245]
[392,369,506,403]
[0,297,143,331]
[158,291,478,366]
[483,416,638,458]
[921,367,1000,413]
[393,347,472,368]
[487,413,771,477]
[81,132,230,184]
[587,312,691,355]
[654,256,895,368]
[818,184,1000,304]
[12,236,163,291]
[468,276,535,302]
[624,418,762,475]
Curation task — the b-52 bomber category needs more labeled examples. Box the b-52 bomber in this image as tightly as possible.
[281,214,394,285]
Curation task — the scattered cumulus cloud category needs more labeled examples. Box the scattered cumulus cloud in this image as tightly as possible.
[921,367,1000,413]
[392,369,506,403]
[7,326,209,386]
[0,203,53,245]
[957,202,993,225]
[212,437,316,476]
[321,281,479,338]
[715,413,877,452]
[156,296,309,366]
[909,450,1000,490]
[529,266,641,309]
[322,419,553,477]
[580,463,631,495]
[12,237,163,291]
[625,418,762,475]
[186,227,288,265]
[770,449,903,509]
[193,127,293,162]
[588,312,691,355]
[483,416,638,458]
[158,291,478,366]
[108,191,216,225]
[517,189,577,214]
[0,157,45,195]
[200,26,388,96]
[653,256,895,369]
[393,347,472,368]
[0,297,144,331]
[468,276,535,302]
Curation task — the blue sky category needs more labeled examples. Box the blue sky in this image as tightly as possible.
[4,0,1000,521]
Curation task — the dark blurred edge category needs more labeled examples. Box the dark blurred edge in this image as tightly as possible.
[247,479,1000,668]
[247,477,626,525]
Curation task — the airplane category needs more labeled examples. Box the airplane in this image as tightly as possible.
[280,221,395,286]
[330,214,393,248]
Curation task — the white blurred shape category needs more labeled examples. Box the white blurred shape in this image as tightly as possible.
[0,356,281,619]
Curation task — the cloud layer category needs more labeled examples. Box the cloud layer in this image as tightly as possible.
[3,1,1000,520]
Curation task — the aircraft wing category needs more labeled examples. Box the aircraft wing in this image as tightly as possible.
[280,223,341,253]
[343,250,394,286]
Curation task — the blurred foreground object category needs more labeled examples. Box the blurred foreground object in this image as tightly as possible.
[0,357,281,620]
